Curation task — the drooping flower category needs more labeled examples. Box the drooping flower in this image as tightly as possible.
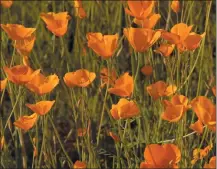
[133,13,161,29]
[191,96,216,131]
[26,100,55,116]
[40,12,71,37]
[1,24,36,40]
[0,78,7,92]
[190,120,204,134]
[74,160,87,169]
[191,144,213,165]
[3,65,40,85]
[171,0,180,13]
[212,86,216,96]
[124,28,161,52]
[204,156,216,168]
[161,23,205,52]
[64,69,96,88]
[154,44,175,57]
[0,136,5,150]
[125,1,155,20]
[108,132,120,142]
[14,34,36,56]
[141,65,153,76]
[146,81,177,100]
[0,0,13,8]
[161,95,190,122]
[100,67,117,88]
[140,144,181,168]
[108,72,134,97]
[87,33,118,59]
[14,113,38,131]
[74,0,87,19]
[110,98,140,120]
[26,73,59,95]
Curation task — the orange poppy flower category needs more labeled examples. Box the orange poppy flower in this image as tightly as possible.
[108,72,134,97]
[141,65,153,76]
[212,86,216,96]
[204,156,216,168]
[13,113,38,131]
[125,1,155,20]
[1,24,36,40]
[64,69,96,88]
[161,95,190,122]
[26,100,55,116]
[190,120,204,134]
[124,28,161,52]
[26,73,59,95]
[40,12,71,37]
[146,81,177,100]
[14,34,36,56]
[161,23,205,52]
[154,44,175,57]
[191,144,213,165]
[191,96,216,131]
[100,67,117,88]
[108,132,120,142]
[110,98,140,120]
[86,33,118,59]
[133,13,161,29]
[77,128,87,137]
[0,78,7,92]
[3,65,40,85]
[171,0,180,13]
[74,0,86,19]
[0,136,5,150]
[0,0,13,8]
[140,144,181,168]
[74,160,86,169]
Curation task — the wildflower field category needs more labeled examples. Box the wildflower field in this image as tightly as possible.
[0,0,216,168]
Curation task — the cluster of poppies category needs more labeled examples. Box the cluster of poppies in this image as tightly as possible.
[0,0,215,168]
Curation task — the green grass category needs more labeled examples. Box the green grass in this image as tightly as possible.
[0,0,216,168]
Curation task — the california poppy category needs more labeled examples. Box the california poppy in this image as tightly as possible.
[124,28,161,52]
[40,12,71,37]
[87,33,118,59]
[191,144,213,165]
[26,100,55,116]
[125,1,155,20]
[64,69,96,88]
[212,86,216,96]
[110,98,139,120]
[154,44,175,57]
[74,0,87,19]
[3,65,40,85]
[108,72,134,97]
[140,144,181,168]
[0,136,4,150]
[133,13,161,29]
[26,73,59,95]
[146,81,177,100]
[161,23,205,52]
[100,67,117,88]
[191,96,216,131]
[204,156,216,168]
[77,128,87,137]
[108,132,120,142]
[74,160,86,169]
[0,0,13,8]
[1,24,36,40]
[171,0,180,13]
[0,78,7,92]
[141,65,153,76]
[14,113,38,131]
[161,95,190,122]
[190,120,204,134]
[14,34,36,56]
